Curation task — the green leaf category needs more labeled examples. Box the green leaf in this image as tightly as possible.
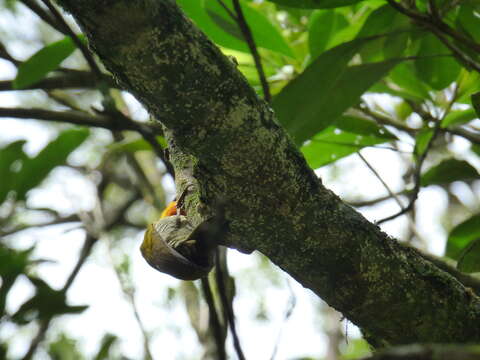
[357,4,397,38]
[446,214,480,260]
[204,0,294,57]
[457,238,480,273]
[472,91,480,118]
[273,36,401,145]
[395,101,413,121]
[414,127,433,156]
[334,115,397,139]
[301,126,393,168]
[441,108,477,128]
[48,334,85,360]
[108,136,166,154]
[94,334,118,360]
[389,62,432,100]
[383,30,409,60]
[420,159,479,187]
[457,70,480,103]
[369,81,421,102]
[457,4,480,43]
[308,10,348,57]
[414,34,461,90]
[0,140,27,205]
[12,277,88,324]
[15,128,90,201]
[266,0,365,9]
[13,37,78,89]
[0,245,34,316]
[177,0,248,52]
[327,5,382,49]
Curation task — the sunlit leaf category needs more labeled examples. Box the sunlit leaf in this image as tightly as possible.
[389,62,432,100]
[273,36,401,145]
[308,10,348,57]
[13,36,79,89]
[441,108,477,128]
[204,0,294,57]
[266,0,364,9]
[420,159,479,187]
[394,101,413,121]
[334,115,397,139]
[48,334,84,360]
[108,136,166,154]
[177,0,248,52]
[94,334,118,360]
[457,70,480,103]
[355,3,406,62]
[414,128,433,157]
[301,126,393,168]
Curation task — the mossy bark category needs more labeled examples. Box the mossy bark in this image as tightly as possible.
[57,0,480,346]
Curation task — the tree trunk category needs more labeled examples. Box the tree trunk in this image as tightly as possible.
[56,0,480,347]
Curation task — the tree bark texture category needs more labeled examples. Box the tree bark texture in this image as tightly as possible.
[57,0,480,347]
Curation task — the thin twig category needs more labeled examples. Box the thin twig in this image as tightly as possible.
[405,100,480,145]
[357,151,405,210]
[22,234,98,360]
[215,0,237,21]
[270,281,296,360]
[346,191,408,207]
[231,0,271,102]
[0,214,80,237]
[0,107,130,130]
[429,26,480,73]
[20,0,66,35]
[0,72,114,91]
[0,41,19,65]
[446,127,480,144]
[21,192,138,360]
[377,85,459,224]
[387,0,480,52]
[107,240,154,360]
[97,107,172,204]
[357,104,416,134]
[215,248,246,360]
[200,277,227,360]
[40,0,103,79]
[376,122,441,224]
[386,0,480,68]
[39,0,170,179]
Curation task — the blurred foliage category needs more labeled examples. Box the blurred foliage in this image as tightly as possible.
[0,0,480,358]
[48,334,84,360]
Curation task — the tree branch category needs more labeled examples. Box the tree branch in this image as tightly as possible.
[56,0,480,346]
[386,0,480,55]
[0,72,114,91]
[360,344,480,360]
[0,106,148,132]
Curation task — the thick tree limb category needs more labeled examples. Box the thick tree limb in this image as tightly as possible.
[56,0,480,346]
[360,344,480,360]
